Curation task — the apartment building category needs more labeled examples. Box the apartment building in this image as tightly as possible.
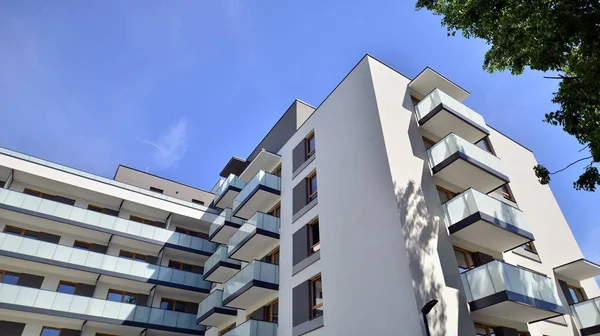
[0,54,599,336]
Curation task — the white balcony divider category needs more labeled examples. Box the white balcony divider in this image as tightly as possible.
[222,319,277,336]
[0,282,203,331]
[197,290,231,320]
[415,88,487,129]
[223,260,279,301]
[232,171,281,211]
[427,133,504,172]
[0,147,215,213]
[204,246,241,274]
[442,189,529,230]
[228,212,280,255]
[0,189,217,254]
[0,232,211,291]
[572,297,600,329]
[215,175,247,200]
[461,261,560,305]
[210,208,244,237]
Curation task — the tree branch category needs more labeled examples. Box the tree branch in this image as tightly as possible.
[550,156,593,174]
[543,75,580,80]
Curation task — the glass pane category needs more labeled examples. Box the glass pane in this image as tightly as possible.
[437,189,449,203]
[570,287,584,303]
[134,255,146,262]
[41,328,62,336]
[107,291,124,302]
[2,273,19,285]
[310,176,318,194]
[175,301,186,312]
[123,293,137,304]
[181,264,193,272]
[272,302,279,322]
[476,138,492,153]
[161,300,173,310]
[4,227,22,235]
[23,230,37,239]
[57,282,76,294]
[312,278,323,306]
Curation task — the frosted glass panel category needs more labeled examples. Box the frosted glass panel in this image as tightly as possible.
[415,88,486,129]
[223,260,279,301]
[222,319,277,336]
[427,133,504,174]
[233,171,281,211]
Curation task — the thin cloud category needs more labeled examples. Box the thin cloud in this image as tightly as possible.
[141,118,189,170]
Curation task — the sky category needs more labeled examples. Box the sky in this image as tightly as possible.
[0,2,598,268]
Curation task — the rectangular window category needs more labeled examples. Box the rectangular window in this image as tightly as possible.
[262,248,280,266]
[476,137,494,154]
[23,188,75,205]
[474,323,495,336]
[0,269,20,284]
[422,137,436,151]
[268,203,281,218]
[272,164,282,177]
[568,285,586,303]
[523,241,538,254]
[119,250,149,262]
[308,219,320,254]
[106,289,137,304]
[149,187,164,194]
[307,172,318,202]
[191,199,205,205]
[411,96,421,105]
[168,260,195,272]
[73,240,92,251]
[454,246,474,273]
[160,298,188,312]
[57,281,77,295]
[3,225,37,239]
[305,132,315,159]
[41,327,62,336]
[175,227,209,239]
[310,274,323,318]
[87,204,119,216]
[499,184,516,202]
[436,186,456,203]
[266,299,278,323]
[219,324,235,336]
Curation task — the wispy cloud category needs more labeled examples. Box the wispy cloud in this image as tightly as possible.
[141,118,189,170]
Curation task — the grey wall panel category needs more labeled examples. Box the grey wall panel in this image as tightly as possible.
[17,273,44,289]
[185,302,199,314]
[74,283,95,298]
[293,226,309,266]
[292,141,306,172]
[136,294,149,306]
[293,280,311,327]
[0,321,26,336]
[192,265,204,275]
[293,179,307,215]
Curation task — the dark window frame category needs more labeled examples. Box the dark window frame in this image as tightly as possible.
[191,199,205,205]
[106,288,137,304]
[306,171,318,203]
[308,218,320,255]
[57,280,78,294]
[149,187,164,194]
[168,260,195,272]
[305,132,316,159]
[310,274,323,319]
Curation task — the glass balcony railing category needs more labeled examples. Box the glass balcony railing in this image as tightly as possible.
[204,246,242,275]
[215,175,246,201]
[0,147,218,214]
[442,189,529,232]
[232,171,281,212]
[0,188,217,256]
[0,282,204,333]
[196,289,235,322]
[223,260,279,303]
[428,133,504,173]
[572,297,600,330]
[0,232,211,292]
[461,261,561,306]
[222,319,277,336]
[210,208,244,237]
[228,212,280,256]
[415,88,487,130]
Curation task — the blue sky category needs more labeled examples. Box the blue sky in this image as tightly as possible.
[0,1,598,266]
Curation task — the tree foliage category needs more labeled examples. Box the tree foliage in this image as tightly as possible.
[416,0,600,191]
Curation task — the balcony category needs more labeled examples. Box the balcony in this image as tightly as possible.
[415,88,489,143]
[462,261,565,322]
[232,171,280,219]
[0,232,211,293]
[442,189,534,252]
[203,246,242,283]
[427,133,509,193]
[209,208,244,245]
[196,289,237,327]
[571,297,600,336]
[214,175,246,209]
[228,212,280,262]
[222,260,278,310]
[222,320,277,336]
[0,282,204,334]
[0,188,217,256]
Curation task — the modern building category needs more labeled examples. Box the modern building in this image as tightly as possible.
[0,54,599,336]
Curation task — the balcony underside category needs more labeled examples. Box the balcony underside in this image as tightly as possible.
[469,290,566,323]
[196,307,237,328]
[229,230,280,262]
[432,152,509,193]
[203,261,241,283]
[233,186,280,220]
[448,212,534,252]
[222,280,278,310]
[419,104,489,144]
[581,325,600,336]
[215,188,241,210]
[209,221,242,245]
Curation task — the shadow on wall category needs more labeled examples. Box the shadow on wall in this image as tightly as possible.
[395,179,447,336]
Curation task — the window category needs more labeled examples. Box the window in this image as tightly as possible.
[57,281,77,294]
[272,164,282,177]
[411,96,421,105]
[175,227,209,239]
[160,298,188,312]
[149,187,164,194]
[423,137,436,150]
[476,137,494,154]
[268,203,281,218]
[454,246,475,273]
[307,171,318,202]
[168,260,195,273]
[0,181,4,188]
[119,250,150,262]
[496,184,516,202]
[40,327,62,336]
[305,132,315,159]
[523,241,538,254]
[436,186,456,203]
[73,240,92,251]
[266,299,278,323]
[308,219,320,254]
[23,188,75,205]
[310,274,323,318]
[262,248,280,266]
[191,199,205,206]
[0,269,20,284]
[474,323,495,336]
[87,204,119,216]
[4,225,37,239]
[107,289,137,304]
[219,324,236,336]
[568,285,586,303]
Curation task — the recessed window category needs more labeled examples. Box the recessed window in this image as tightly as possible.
[57,281,77,294]
[422,137,436,150]
[73,240,92,251]
[23,188,75,206]
[268,203,281,218]
[266,299,279,323]
[568,285,586,303]
[107,289,137,304]
[307,172,318,202]
[454,246,475,273]
[310,274,323,318]
[0,269,20,284]
[474,323,495,336]
[305,132,316,159]
[160,298,187,312]
[119,250,149,262]
[219,324,235,336]
[175,227,208,239]
[494,184,516,202]
[41,327,62,336]
[272,164,282,177]
[87,204,119,216]
[3,225,37,239]
[168,260,195,273]
[262,248,280,266]
[523,241,538,254]
[149,187,164,194]
[308,219,320,254]
[476,137,494,154]
[436,186,456,203]
[129,215,163,228]
[191,199,205,205]
[411,96,421,105]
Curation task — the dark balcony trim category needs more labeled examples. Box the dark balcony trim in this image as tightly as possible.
[202,260,242,281]
[222,279,279,309]
[227,227,280,261]
[195,306,238,326]
[214,186,243,206]
[448,212,535,252]
[0,302,204,335]
[469,290,566,319]
[581,323,600,336]
[208,220,242,241]
[232,185,281,217]
[418,103,489,143]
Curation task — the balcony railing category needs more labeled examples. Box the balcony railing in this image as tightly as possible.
[0,282,204,334]
[215,175,246,201]
[223,260,279,308]
[571,297,600,332]
[222,320,277,336]
[0,188,217,256]
[209,208,244,244]
[228,212,280,261]
[196,289,237,327]
[0,232,211,292]
[232,171,280,219]
[203,246,242,283]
